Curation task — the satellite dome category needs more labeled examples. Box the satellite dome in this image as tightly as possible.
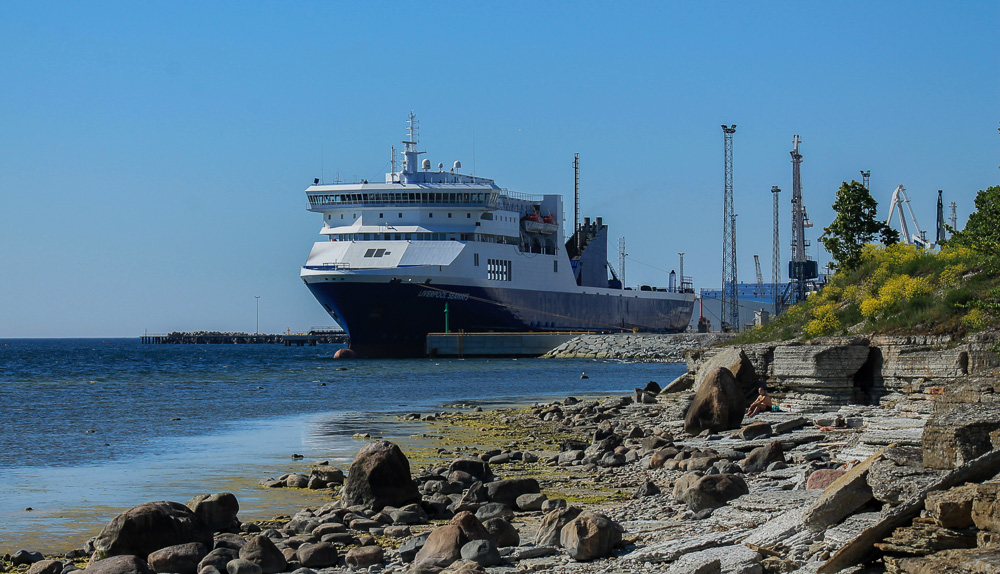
[453,160,462,170]
[421,158,431,171]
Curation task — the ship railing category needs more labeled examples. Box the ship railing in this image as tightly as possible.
[302,262,352,270]
[499,189,544,202]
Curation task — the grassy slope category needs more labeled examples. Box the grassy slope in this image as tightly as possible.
[732,243,999,345]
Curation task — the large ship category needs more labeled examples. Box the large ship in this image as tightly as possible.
[301,115,695,357]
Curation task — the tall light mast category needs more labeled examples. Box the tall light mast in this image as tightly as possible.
[721,124,738,331]
[771,186,782,315]
[860,170,871,191]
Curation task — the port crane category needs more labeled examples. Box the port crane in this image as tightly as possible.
[885,185,930,247]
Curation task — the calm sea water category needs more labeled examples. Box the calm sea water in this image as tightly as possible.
[0,338,684,552]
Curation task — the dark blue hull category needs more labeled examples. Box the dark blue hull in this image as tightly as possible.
[306,281,694,358]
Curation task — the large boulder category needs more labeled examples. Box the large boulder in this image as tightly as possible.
[693,347,757,396]
[238,535,286,574]
[94,501,214,559]
[684,367,745,435]
[85,556,155,574]
[559,511,624,561]
[923,403,1000,470]
[448,459,493,483]
[341,441,420,510]
[535,507,582,547]
[485,478,540,508]
[803,446,886,531]
[483,518,519,547]
[26,561,63,574]
[741,441,786,473]
[450,512,493,544]
[310,466,345,485]
[411,525,465,573]
[459,539,500,567]
[295,543,339,568]
[146,542,207,574]
[676,474,749,512]
[344,545,383,569]
[185,493,239,533]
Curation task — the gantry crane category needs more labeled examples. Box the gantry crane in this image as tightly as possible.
[886,185,929,247]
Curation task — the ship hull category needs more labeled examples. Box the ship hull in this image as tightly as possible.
[306,280,694,358]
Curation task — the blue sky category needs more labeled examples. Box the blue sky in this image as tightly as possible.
[1,2,997,337]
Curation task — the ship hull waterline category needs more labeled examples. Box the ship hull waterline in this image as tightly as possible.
[306,280,695,358]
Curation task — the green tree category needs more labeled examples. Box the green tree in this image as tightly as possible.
[948,185,1000,261]
[820,180,899,271]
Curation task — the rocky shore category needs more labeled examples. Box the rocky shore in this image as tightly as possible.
[6,331,1000,574]
[542,333,734,361]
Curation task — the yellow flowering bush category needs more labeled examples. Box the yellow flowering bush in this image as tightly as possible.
[878,275,911,308]
[904,276,933,299]
[860,297,883,319]
[842,284,862,304]
[962,308,987,329]
[804,302,841,338]
[939,264,967,287]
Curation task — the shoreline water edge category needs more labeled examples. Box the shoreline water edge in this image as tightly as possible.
[5,332,1000,573]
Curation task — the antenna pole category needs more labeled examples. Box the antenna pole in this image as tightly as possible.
[619,237,626,289]
[573,153,580,235]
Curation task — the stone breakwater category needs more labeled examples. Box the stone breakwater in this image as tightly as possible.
[542,332,734,361]
[7,331,1000,574]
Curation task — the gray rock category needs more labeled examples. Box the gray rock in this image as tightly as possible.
[238,535,286,574]
[147,542,208,574]
[224,559,260,574]
[94,501,214,559]
[185,494,240,533]
[535,506,582,547]
[388,503,427,525]
[485,478,540,508]
[741,441,785,473]
[11,551,44,565]
[483,518,519,548]
[295,543,339,568]
[448,458,494,483]
[684,367,745,435]
[559,511,623,561]
[398,533,429,563]
[85,556,155,574]
[459,539,500,567]
[540,498,567,511]
[344,545,383,569]
[26,561,63,574]
[515,493,547,511]
[677,474,750,512]
[309,466,345,485]
[633,480,661,498]
[475,503,513,522]
[341,441,421,511]
[198,548,238,573]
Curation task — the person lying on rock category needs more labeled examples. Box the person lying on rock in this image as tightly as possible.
[747,385,772,417]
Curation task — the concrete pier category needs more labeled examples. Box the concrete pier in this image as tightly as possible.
[426,332,588,358]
